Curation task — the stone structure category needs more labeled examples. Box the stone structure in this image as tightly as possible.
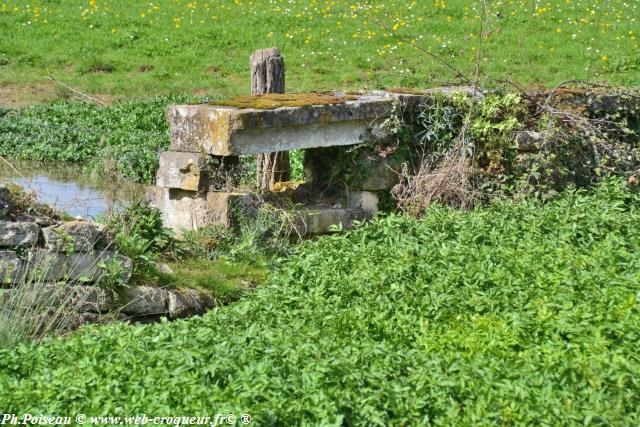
[0,185,211,323]
[148,90,434,235]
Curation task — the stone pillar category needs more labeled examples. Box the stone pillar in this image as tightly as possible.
[251,47,291,191]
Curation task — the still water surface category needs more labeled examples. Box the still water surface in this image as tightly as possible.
[0,160,145,219]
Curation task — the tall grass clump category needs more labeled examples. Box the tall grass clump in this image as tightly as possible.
[0,251,115,348]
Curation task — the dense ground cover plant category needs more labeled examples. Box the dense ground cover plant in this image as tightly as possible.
[1,179,638,425]
[0,96,194,182]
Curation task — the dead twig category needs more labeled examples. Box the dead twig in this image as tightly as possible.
[45,76,107,106]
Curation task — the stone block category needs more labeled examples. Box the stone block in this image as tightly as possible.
[42,220,105,253]
[0,221,40,247]
[0,185,10,218]
[0,251,25,284]
[120,286,168,315]
[146,186,254,234]
[347,191,379,217]
[29,249,132,284]
[167,288,214,318]
[166,92,429,155]
[155,151,211,192]
[296,207,359,234]
[360,162,400,191]
[515,131,544,153]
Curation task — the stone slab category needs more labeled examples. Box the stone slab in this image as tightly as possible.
[42,220,105,253]
[0,221,40,247]
[146,187,254,234]
[166,92,429,156]
[120,286,168,315]
[155,151,211,192]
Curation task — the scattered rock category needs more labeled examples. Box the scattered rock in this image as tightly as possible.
[42,220,105,253]
[120,286,168,315]
[167,288,214,318]
[515,131,545,153]
[155,262,174,275]
[0,221,40,247]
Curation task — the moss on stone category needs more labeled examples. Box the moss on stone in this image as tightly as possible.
[209,92,358,110]
[386,87,427,95]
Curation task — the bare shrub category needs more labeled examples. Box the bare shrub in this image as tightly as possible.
[392,147,478,217]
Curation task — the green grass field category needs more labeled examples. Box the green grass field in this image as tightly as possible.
[0,0,638,106]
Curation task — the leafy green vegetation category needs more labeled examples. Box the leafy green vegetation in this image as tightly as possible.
[103,202,269,304]
[1,179,638,424]
[0,96,307,183]
[0,0,638,105]
[316,90,640,213]
[0,96,194,182]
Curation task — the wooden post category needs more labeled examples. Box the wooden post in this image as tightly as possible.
[251,47,291,191]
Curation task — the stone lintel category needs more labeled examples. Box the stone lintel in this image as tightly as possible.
[167,92,430,156]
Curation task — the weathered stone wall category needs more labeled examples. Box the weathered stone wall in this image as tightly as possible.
[0,185,212,324]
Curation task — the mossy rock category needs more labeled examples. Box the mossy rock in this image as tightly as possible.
[209,92,358,110]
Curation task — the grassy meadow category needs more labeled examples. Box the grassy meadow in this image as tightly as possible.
[0,0,638,105]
